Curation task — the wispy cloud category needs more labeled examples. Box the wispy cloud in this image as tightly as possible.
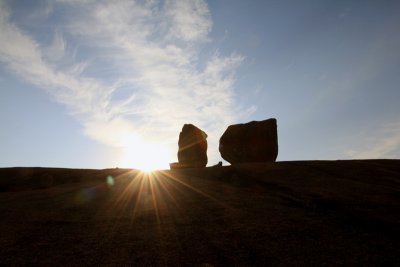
[345,121,400,159]
[0,0,249,165]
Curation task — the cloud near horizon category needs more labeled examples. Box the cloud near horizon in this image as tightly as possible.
[345,121,400,159]
[0,0,251,165]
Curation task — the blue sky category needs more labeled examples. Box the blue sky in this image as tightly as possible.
[1,0,399,170]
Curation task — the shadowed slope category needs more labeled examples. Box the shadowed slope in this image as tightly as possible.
[0,160,399,266]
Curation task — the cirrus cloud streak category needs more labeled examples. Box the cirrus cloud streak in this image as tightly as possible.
[0,0,249,165]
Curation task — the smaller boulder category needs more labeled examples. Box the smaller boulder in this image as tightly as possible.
[175,124,208,168]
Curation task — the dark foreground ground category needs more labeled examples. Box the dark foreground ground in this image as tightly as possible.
[0,160,399,266]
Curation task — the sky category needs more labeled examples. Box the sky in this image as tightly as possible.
[1,0,399,170]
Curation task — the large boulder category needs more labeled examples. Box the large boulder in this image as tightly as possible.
[176,124,208,168]
[219,118,278,164]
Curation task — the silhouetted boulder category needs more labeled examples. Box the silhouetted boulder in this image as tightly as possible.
[173,124,208,168]
[219,118,278,164]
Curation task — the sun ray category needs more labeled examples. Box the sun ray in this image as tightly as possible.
[148,173,161,229]
[158,170,233,210]
[151,172,182,212]
[99,166,235,240]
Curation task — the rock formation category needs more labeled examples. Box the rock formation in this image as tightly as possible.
[219,118,278,164]
[172,124,208,169]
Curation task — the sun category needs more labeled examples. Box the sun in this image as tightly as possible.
[119,135,172,172]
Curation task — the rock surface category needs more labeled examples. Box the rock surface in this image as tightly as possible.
[1,160,399,266]
[176,124,208,168]
[219,118,278,164]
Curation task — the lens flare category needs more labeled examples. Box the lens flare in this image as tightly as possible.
[107,175,115,188]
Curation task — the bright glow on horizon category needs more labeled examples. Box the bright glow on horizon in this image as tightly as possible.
[119,134,172,172]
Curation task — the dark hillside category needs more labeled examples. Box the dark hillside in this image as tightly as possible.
[0,160,399,266]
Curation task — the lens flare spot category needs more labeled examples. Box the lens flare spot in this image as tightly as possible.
[106,175,115,188]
